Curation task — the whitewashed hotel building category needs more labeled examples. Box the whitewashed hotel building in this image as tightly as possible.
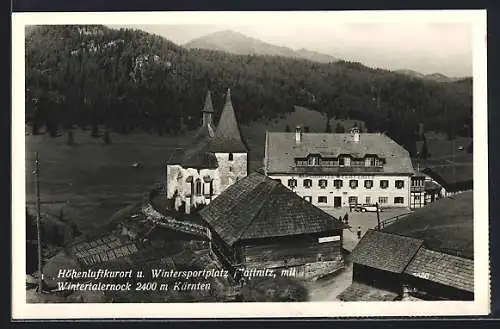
[263,126,415,209]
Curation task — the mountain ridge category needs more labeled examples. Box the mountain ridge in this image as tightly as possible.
[395,69,467,83]
[184,29,338,64]
[25,25,473,155]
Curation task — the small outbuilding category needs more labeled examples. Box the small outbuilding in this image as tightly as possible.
[338,230,423,301]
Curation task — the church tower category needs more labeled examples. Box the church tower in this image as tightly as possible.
[209,88,248,191]
[165,88,248,214]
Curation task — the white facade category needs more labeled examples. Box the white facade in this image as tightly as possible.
[267,174,411,209]
[166,152,247,213]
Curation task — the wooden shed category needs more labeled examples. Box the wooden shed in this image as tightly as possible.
[198,172,345,274]
[339,230,423,301]
[403,248,474,300]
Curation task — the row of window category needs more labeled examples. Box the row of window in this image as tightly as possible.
[284,178,405,189]
[186,180,213,197]
[296,155,384,168]
[309,196,405,204]
[411,178,425,187]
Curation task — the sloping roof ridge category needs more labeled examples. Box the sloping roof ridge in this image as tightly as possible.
[374,229,425,244]
[273,182,342,222]
[368,229,425,274]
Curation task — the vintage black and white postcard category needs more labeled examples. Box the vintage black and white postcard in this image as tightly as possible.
[12,10,489,319]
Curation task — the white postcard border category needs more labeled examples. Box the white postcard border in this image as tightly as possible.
[12,10,489,319]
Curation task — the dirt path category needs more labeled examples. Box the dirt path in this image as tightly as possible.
[307,264,353,301]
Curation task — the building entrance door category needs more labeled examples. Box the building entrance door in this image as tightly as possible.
[334,197,342,208]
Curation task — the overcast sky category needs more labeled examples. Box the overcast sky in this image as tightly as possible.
[110,20,473,77]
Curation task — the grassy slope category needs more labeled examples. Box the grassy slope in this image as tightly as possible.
[383,191,473,259]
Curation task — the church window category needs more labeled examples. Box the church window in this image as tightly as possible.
[195,179,202,196]
[229,153,234,161]
[186,176,194,195]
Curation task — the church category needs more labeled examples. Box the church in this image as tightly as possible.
[165,89,248,214]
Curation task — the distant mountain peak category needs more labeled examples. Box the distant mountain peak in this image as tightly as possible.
[184,29,338,64]
[395,69,466,83]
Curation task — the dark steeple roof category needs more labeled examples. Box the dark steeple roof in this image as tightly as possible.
[168,89,247,169]
[209,88,248,153]
[194,90,216,141]
[202,90,214,113]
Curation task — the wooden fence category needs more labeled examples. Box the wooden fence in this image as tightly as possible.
[375,212,412,230]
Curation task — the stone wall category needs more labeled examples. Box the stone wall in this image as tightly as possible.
[215,152,247,192]
[165,152,248,213]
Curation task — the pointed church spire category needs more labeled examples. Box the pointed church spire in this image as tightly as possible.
[209,88,247,153]
[202,90,214,126]
[203,90,214,113]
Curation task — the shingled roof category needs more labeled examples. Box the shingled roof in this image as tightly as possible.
[337,282,399,301]
[198,172,344,246]
[350,230,423,274]
[404,248,474,293]
[265,132,414,175]
[208,89,248,153]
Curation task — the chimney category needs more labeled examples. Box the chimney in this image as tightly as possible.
[352,126,360,143]
[295,126,302,144]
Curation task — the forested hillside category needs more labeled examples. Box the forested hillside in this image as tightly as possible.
[25,25,473,155]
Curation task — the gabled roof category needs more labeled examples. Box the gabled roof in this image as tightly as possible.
[209,89,248,153]
[350,230,423,274]
[265,132,414,175]
[404,248,474,293]
[198,172,344,246]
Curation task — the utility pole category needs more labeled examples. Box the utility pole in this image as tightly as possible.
[34,152,43,293]
[376,202,381,230]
